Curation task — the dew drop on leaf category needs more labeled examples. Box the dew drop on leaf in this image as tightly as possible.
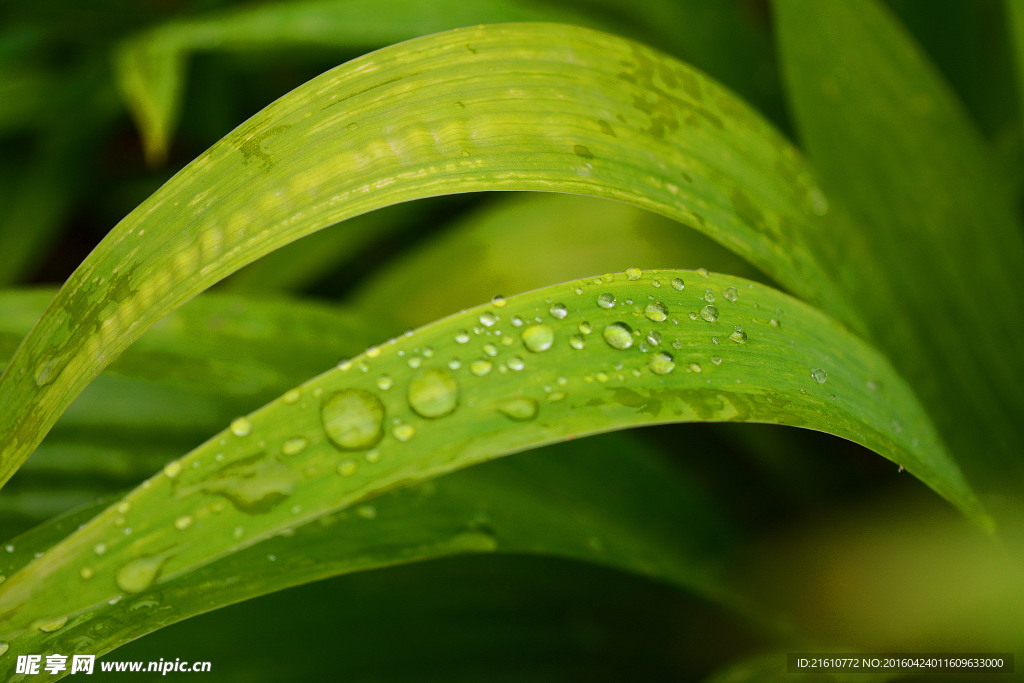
[688,362,702,373]
[569,334,585,350]
[497,397,539,421]
[699,305,719,322]
[625,267,642,280]
[549,303,568,319]
[337,459,357,476]
[116,555,166,594]
[597,293,616,309]
[723,286,738,302]
[174,515,193,530]
[507,356,525,371]
[392,422,416,442]
[407,368,459,418]
[230,417,252,437]
[455,330,470,344]
[522,324,554,353]
[163,462,182,479]
[644,302,668,322]
[671,277,685,290]
[281,438,308,456]
[34,616,68,633]
[321,389,385,450]
[479,312,498,327]
[729,326,748,344]
[603,323,634,350]
[470,359,493,376]
[649,352,675,375]
[811,368,828,384]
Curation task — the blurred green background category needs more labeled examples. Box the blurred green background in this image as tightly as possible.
[1,0,1021,680]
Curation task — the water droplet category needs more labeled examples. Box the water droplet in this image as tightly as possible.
[723,286,738,302]
[671,278,685,290]
[116,555,166,594]
[625,267,642,280]
[80,567,94,580]
[644,302,668,322]
[366,345,382,359]
[357,505,377,520]
[597,293,616,309]
[376,375,393,391]
[811,368,828,384]
[699,305,719,322]
[522,324,554,353]
[35,616,68,633]
[408,367,459,418]
[174,515,193,530]
[510,315,523,327]
[34,359,56,387]
[697,268,709,278]
[347,122,359,130]
[230,417,252,437]
[163,462,182,479]
[321,389,385,450]
[448,358,462,370]
[704,288,716,303]
[569,334,586,350]
[93,542,107,556]
[470,359,493,376]
[711,355,722,365]
[281,437,308,456]
[479,312,498,327]
[579,321,593,334]
[455,330,470,344]
[407,356,422,369]
[809,187,829,215]
[491,295,506,308]
[688,362,702,373]
[365,449,381,463]
[867,380,879,391]
[0,643,7,656]
[392,423,416,442]
[497,397,539,421]
[646,330,662,346]
[603,323,634,350]
[729,326,747,344]
[769,318,780,328]
[549,303,568,319]
[233,526,245,540]
[337,459,357,476]
[507,356,525,371]
[649,352,675,375]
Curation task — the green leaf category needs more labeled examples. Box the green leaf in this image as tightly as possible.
[773,0,1024,500]
[0,433,761,677]
[354,192,765,330]
[0,23,856,484]
[114,0,601,163]
[0,268,986,651]
[1008,0,1024,140]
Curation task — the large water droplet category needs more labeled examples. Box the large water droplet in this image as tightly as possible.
[497,397,538,421]
[597,293,616,309]
[408,367,459,418]
[603,322,634,350]
[116,555,166,594]
[230,417,252,437]
[470,359,493,376]
[671,277,685,290]
[522,324,554,353]
[34,616,68,633]
[811,368,828,384]
[321,389,385,450]
[644,302,668,322]
[699,305,719,322]
[479,312,498,327]
[549,303,568,320]
[649,352,675,375]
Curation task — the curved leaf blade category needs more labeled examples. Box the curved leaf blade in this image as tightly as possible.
[0,269,985,645]
[0,23,853,484]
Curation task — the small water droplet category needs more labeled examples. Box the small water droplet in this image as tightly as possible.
[811,368,828,384]
[470,359,493,376]
[649,352,675,375]
[34,358,56,387]
[491,295,506,308]
[510,315,524,327]
[603,323,634,350]
[80,567,94,580]
[704,288,716,303]
[729,326,747,344]
[699,305,719,322]
[867,380,879,391]
[598,293,616,309]
[625,267,642,280]
[337,459,357,476]
[455,330,470,344]
[281,437,308,456]
[479,312,498,327]
[569,334,586,350]
[347,122,358,131]
[671,278,685,290]
[365,449,381,463]
[522,324,554,353]
[163,462,182,479]
[644,302,668,322]
[357,505,377,520]
[174,515,194,530]
[769,318,780,328]
[711,355,722,365]
[93,542,107,556]
[497,397,539,421]
[579,321,593,335]
[697,268,709,278]
[549,303,568,319]
[283,388,302,404]
[448,358,462,370]
[230,417,252,437]
[366,345,381,359]
[392,423,416,442]
[374,375,393,391]
[0,642,8,656]
[321,389,385,450]
[116,555,166,594]
[408,367,459,418]
[507,356,525,371]
[35,616,69,633]
[233,526,245,540]
[723,286,738,302]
